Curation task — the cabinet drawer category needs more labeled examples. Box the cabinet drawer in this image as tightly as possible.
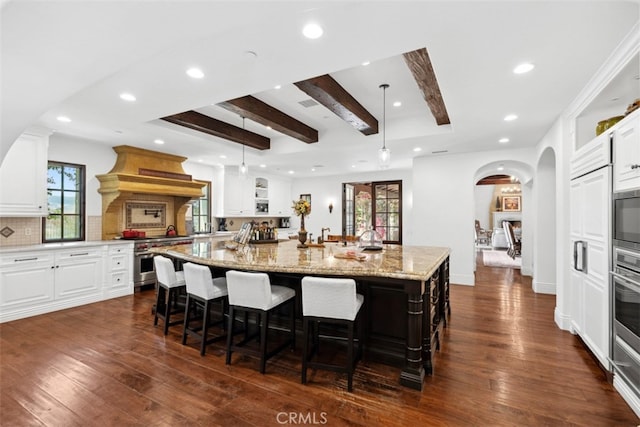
[109,271,128,288]
[0,253,53,267]
[109,244,131,255]
[110,254,128,271]
[56,248,102,260]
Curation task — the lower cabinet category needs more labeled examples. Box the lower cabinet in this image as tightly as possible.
[0,242,133,323]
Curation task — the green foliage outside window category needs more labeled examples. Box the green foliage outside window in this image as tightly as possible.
[43,162,85,242]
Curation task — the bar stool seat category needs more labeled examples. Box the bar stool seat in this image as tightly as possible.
[153,255,186,335]
[225,270,296,374]
[301,276,364,392]
[182,262,228,356]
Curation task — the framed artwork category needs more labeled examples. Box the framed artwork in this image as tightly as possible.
[300,194,311,206]
[234,222,254,245]
[502,196,521,212]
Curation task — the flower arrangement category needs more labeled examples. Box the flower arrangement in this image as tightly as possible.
[292,199,311,232]
[292,199,311,217]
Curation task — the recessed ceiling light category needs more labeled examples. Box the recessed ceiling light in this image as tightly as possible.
[504,114,518,121]
[499,138,510,143]
[288,170,295,174]
[265,125,272,130]
[259,164,266,168]
[186,67,204,79]
[274,84,281,90]
[219,154,227,159]
[56,116,71,123]
[513,63,535,74]
[413,147,422,152]
[362,61,370,66]
[302,22,323,39]
[120,93,136,102]
[393,101,402,107]
[311,168,316,172]
[497,165,505,171]
[351,165,356,168]
[154,139,165,145]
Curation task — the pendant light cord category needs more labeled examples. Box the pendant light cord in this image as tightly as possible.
[380,83,389,150]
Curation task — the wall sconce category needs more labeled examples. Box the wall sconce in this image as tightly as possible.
[328,202,334,213]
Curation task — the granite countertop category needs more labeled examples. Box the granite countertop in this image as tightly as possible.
[0,240,133,254]
[151,239,450,282]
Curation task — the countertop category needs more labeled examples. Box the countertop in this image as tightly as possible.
[0,239,134,254]
[152,239,450,282]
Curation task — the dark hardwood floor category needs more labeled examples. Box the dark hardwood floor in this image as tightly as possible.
[1,254,638,426]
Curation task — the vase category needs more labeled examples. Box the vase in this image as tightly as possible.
[297,230,308,248]
[300,213,305,232]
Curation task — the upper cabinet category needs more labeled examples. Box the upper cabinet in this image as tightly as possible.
[613,109,640,192]
[220,170,291,217]
[254,177,269,215]
[269,177,292,216]
[0,130,50,217]
[222,172,253,217]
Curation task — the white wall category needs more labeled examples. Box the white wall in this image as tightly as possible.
[412,147,536,286]
[474,185,494,231]
[290,169,413,244]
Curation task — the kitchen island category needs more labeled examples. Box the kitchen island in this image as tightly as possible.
[153,238,450,390]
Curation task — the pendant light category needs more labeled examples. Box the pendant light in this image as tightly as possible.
[378,83,390,169]
[238,116,248,178]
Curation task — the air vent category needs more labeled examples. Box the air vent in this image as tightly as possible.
[432,150,448,154]
[299,99,319,108]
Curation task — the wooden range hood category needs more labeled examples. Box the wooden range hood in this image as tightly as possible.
[97,145,205,240]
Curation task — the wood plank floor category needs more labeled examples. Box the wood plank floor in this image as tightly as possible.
[1,254,638,426]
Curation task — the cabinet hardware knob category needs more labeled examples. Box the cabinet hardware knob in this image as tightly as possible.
[631,164,640,170]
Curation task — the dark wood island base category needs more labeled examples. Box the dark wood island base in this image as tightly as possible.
[153,239,450,390]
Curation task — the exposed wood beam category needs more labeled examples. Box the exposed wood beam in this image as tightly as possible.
[217,96,318,144]
[476,175,520,185]
[403,48,451,126]
[161,111,270,150]
[294,74,378,135]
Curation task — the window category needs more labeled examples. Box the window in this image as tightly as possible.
[342,180,402,244]
[43,161,85,242]
[192,180,211,233]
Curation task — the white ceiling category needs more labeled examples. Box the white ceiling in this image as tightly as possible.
[2,1,639,177]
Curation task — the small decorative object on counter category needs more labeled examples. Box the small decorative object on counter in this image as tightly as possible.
[292,198,311,248]
[358,227,383,251]
[166,225,177,236]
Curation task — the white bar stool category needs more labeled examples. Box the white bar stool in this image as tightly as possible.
[153,255,186,335]
[301,276,364,392]
[225,270,296,374]
[182,263,228,356]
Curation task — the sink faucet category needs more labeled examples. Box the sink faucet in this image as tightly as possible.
[318,227,330,244]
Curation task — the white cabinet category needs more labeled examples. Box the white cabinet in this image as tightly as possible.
[0,242,133,323]
[270,178,292,216]
[0,131,50,216]
[104,244,133,298]
[569,141,611,370]
[0,253,55,316]
[613,110,640,192]
[223,173,253,216]
[54,248,103,300]
[254,177,269,215]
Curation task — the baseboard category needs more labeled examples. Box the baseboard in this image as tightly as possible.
[532,279,556,294]
[554,307,572,331]
[614,374,640,418]
[521,266,532,276]
[451,273,474,286]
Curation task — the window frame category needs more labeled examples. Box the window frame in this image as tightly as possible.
[42,161,86,243]
[191,180,211,234]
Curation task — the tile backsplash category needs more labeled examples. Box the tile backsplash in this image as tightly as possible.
[0,215,103,247]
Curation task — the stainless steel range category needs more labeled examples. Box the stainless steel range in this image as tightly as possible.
[131,236,194,288]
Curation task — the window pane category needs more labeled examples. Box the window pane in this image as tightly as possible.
[376,199,387,212]
[63,166,79,190]
[46,215,62,240]
[64,215,80,238]
[48,165,62,189]
[200,202,208,215]
[192,203,200,216]
[388,198,399,212]
[388,227,400,241]
[63,192,79,213]
[376,213,387,226]
[375,185,387,199]
[48,190,62,214]
[377,226,387,240]
[389,213,399,227]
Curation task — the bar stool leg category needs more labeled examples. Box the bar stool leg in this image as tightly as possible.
[182,294,192,345]
[201,299,210,356]
[302,317,309,384]
[163,288,173,335]
[347,322,354,392]
[259,311,268,374]
[226,305,235,365]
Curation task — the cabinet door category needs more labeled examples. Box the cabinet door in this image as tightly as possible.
[223,173,253,216]
[582,275,610,369]
[54,249,103,300]
[0,253,55,319]
[613,113,640,192]
[0,132,49,216]
[270,178,292,216]
[105,244,133,296]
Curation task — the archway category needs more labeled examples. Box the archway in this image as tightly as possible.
[473,160,534,278]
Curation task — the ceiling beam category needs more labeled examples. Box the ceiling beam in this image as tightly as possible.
[217,95,318,144]
[294,74,378,135]
[403,48,451,126]
[161,110,270,150]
